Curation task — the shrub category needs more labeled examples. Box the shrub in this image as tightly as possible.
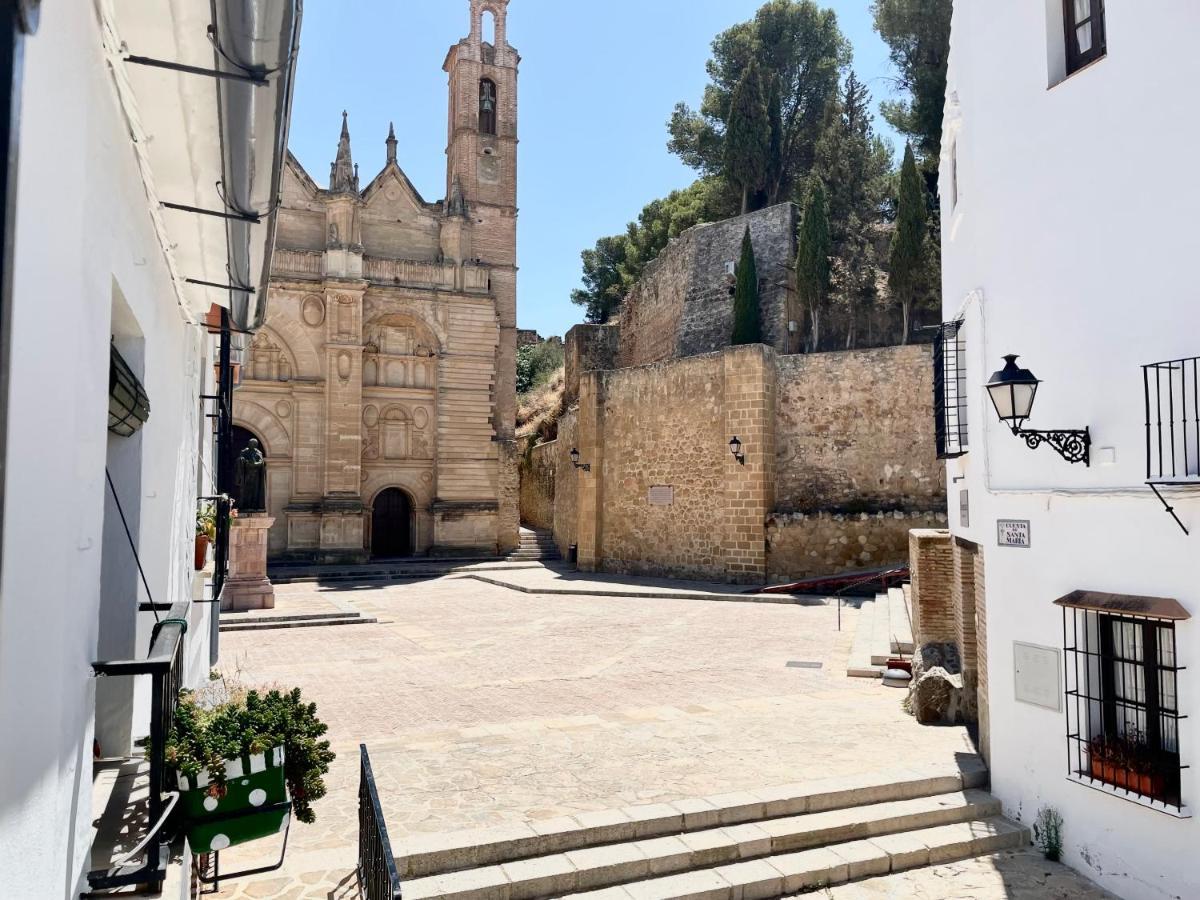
[1033,806,1064,862]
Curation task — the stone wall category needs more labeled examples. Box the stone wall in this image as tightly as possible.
[616,203,800,371]
[520,440,556,531]
[553,411,579,557]
[766,511,948,582]
[775,345,943,513]
[908,529,955,644]
[564,323,620,405]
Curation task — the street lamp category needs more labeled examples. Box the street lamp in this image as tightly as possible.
[729,436,745,465]
[569,447,591,473]
[985,355,1090,466]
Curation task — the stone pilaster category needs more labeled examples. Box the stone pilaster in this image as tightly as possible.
[575,372,604,572]
[721,345,775,582]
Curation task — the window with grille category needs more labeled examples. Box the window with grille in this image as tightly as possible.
[1059,592,1187,812]
[933,320,968,459]
[1064,0,1106,76]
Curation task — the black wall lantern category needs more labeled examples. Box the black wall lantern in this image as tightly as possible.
[986,355,1090,466]
[729,436,745,465]
[569,447,591,473]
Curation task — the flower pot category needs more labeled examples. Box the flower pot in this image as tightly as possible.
[194,534,211,571]
[1089,758,1167,799]
[177,746,291,854]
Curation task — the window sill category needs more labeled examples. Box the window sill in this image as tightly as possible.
[1049,54,1107,90]
[1066,773,1192,818]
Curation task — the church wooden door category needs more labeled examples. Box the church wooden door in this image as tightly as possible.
[371,488,413,558]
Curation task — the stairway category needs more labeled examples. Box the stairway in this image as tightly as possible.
[847,586,915,679]
[508,527,561,562]
[398,762,1026,900]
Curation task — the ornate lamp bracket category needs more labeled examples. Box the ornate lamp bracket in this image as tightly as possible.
[1011,426,1091,466]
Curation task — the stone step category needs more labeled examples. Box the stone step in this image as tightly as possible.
[397,761,987,880]
[846,598,883,678]
[559,817,1026,900]
[403,808,1023,900]
[888,586,915,655]
[219,614,378,632]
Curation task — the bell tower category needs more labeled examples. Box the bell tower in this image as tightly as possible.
[443,0,518,442]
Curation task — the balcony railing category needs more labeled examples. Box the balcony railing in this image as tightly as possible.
[88,601,188,893]
[358,744,402,900]
[272,248,324,279]
[363,256,457,290]
[1143,355,1200,533]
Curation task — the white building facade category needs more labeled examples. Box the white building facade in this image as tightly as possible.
[0,2,298,897]
[939,2,1200,897]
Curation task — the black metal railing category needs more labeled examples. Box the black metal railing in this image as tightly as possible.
[1144,356,1200,484]
[934,320,968,459]
[358,744,402,900]
[1062,605,1187,813]
[88,601,188,892]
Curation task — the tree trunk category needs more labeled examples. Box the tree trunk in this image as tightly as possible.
[810,305,821,353]
[901,298,911,345]
[741,184,749,216]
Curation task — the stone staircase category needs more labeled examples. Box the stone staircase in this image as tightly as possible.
[847,585,915,679]
[398,761,1027,900]
[508,527,561,562]
[219,609,378,632]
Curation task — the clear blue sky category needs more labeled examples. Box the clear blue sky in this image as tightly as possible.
[288,1,901,339]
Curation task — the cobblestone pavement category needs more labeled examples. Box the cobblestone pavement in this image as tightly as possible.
[209,571,977,898]
[818,848,1117,899]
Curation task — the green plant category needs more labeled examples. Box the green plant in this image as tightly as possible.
[731,227,762,345]
[165,687,335,824]
[1089,731,1172,778]
[1033,806,1063,861]
[196,501,217,541]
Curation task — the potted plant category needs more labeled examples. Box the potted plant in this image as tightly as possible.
[1088,732,1170,798]
[195,502,217,570]
[165,686,335,854]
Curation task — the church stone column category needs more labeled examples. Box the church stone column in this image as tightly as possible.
[320,286,366,562]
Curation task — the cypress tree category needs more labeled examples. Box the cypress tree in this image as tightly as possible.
[731,227,762,345]
[766,74,785,205]
[724,60,770,215]
[796,183,832,351]
[889,143,927,344]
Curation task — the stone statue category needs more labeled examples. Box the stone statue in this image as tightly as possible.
[235,438,267,513]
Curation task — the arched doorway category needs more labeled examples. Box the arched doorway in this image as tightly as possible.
[371,488,414,559]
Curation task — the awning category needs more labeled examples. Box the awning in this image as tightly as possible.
[1054,590,1191,621]
[98,0,302,330]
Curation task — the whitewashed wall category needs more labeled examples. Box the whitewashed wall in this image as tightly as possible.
[0,4,214,897]
[942,3,1200,898]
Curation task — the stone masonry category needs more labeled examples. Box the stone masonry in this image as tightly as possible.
[236,0,519,561]
[525,343,944,584]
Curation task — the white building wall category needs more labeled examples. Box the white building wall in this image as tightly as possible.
[942,3,1200,898]
[0,4,214,897]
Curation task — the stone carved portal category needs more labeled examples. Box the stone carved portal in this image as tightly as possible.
[371,487,414,558]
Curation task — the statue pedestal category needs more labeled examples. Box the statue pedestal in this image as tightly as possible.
[221,513,275,612]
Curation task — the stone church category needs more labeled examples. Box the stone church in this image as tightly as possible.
[234,0,519,561]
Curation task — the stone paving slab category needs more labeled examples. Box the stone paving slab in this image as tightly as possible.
[207,574,974,898]
[817,847,1118,898]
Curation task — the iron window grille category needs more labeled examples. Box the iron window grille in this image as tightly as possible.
[108,342,150,436]
[933,320,968,459]
[1064,0,1106,76]
[1060,602,1187,812]
[1143,355,1200,534]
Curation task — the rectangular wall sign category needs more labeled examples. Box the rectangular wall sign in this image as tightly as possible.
[959,490,970,527]
[647,485,674,506]
[997,519,1031,548]
[1013,642,1061,711]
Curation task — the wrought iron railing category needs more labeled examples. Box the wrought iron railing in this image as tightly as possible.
[358,744,402,900]
[88,601,188,892]
[1142,355,1200,533]
[933,320,968,459]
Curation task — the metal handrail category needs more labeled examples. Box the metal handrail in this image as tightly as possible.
[88,601,188,893]
[358,744,402,900]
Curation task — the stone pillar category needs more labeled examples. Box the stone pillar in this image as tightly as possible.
[222,514,276,611]
[721,345,775,583]
[575,372,604,572]
[908,529,955,645]
[320,287,366,562]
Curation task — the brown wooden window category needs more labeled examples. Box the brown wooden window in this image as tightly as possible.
[1064,0,1106,75]
[479,79,497,135]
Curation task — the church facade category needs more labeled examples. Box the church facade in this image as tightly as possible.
[235,0,519,561]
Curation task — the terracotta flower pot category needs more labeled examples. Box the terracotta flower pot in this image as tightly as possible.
[194,534,210,570]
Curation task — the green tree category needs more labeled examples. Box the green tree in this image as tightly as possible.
[516,341,565,395]
[796,183,831,350]
[571,179,737,323]
[765,74,785,205]
[889,144,927,344]
[724,60,771,214]
[810,72,892,347]
[872,0,952,170]
[731,227,762,345]
[669,0,849,203]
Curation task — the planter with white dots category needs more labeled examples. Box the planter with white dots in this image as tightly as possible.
[177,746,291,854]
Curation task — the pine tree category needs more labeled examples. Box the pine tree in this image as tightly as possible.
[889,143,927,344]
[796,183,831,351]
[724,60,770,215]
[731,227,762,345]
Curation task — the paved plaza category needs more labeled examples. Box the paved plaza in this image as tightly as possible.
[208,569,1107,899]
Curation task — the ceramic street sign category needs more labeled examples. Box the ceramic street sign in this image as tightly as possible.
[997,519,1031,548]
